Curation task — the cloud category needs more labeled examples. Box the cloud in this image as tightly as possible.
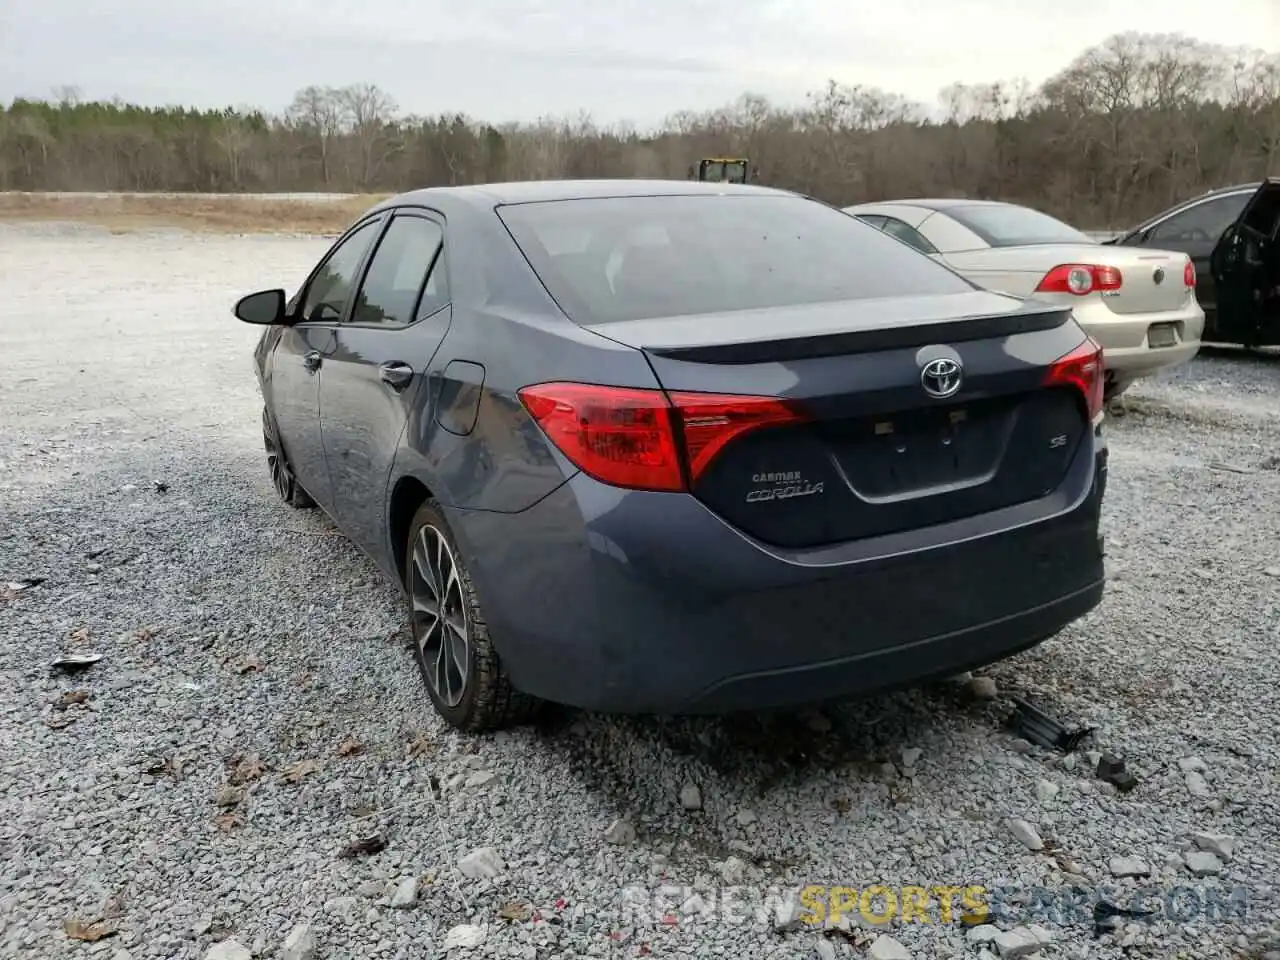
[1,0,1275,123]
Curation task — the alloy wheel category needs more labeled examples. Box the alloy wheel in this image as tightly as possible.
[410,524,470,707]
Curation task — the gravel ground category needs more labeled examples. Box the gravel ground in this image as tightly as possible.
[2,221,1279,960]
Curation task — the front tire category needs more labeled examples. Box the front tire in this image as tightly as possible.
[262,407,314,508]
[405,499,540,731]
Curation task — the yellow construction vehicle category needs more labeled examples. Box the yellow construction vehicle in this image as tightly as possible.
[691,158,751,184]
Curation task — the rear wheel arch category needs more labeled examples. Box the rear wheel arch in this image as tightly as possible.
[389,475,434,588]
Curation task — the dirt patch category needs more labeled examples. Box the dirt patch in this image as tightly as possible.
[0,192,390,235]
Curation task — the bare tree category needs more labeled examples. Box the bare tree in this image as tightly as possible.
[3,32,1277,228]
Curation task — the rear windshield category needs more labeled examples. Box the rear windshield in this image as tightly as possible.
[497,195,974,324]
[945,204,1095,248]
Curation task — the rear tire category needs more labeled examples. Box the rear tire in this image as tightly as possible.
[262,407,314,508]
[404,499,541,732]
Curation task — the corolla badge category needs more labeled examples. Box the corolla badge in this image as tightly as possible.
[920,357,963,399]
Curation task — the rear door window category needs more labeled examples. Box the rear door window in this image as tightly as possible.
[349,215,444,327]
[880,216,939,255]
[498,195,975,324]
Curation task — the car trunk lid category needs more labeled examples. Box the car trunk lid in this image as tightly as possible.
[589,291,1097,549]
[948,244,1193,315]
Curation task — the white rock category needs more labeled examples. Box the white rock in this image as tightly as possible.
[323,896,359,918]
[281,923,317,960]
[772,890,807,932]
[1007,818,1044,851]
[901,747,923,769]
[967,924,1000,942]
[1108,856,1151,878]
[443,923,487,949]
[604,818,636,845]
[465,770,496,788]
[868,933,912,959]
[1185,851,1223,877]
[1192,831,1235,860]
[992,927,1042,958]
[1178,756,1208,773]
[970,676,998,699]
[458,846,506,879]
[1035,779,1060,804]
[1027,923,1057,944]
[719,856,748,885]
[680,783,702,810]
[205,942,252,960]
[1185,771,1211,797]
[110,952,134,960]
[816,939,838,960]
[390,875,419,908]
[736,808,758,827]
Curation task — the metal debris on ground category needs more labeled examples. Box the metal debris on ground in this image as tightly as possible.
[1093,899,1156,936]
[338,831,387,858]
[51,652,102,673]
[1094,752,1139,792]
[1006,697,1094,752]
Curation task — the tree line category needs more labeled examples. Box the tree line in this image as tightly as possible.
[1,32,1277,227]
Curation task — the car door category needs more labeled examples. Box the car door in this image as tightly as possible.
[270,216,383,512]
[1209,179,1280,345]
[318,209,453,564]
[1125,190,1253,319]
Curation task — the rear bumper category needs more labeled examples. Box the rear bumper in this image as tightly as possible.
[448,437,1108,714]
[1075,300,1205,381]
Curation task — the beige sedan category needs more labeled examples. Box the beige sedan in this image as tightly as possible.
[845,199,1205,399]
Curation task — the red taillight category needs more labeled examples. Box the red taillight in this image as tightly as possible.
[517,382,807,492]
[1183,259,1196,287]
[1044,337,1105,422]
[1035,264,1123,296]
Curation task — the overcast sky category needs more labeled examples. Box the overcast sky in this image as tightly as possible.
[1,0,1276,125]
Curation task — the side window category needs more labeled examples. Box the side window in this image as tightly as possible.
[1148,194,1250,244]
[299,220,379,323]
[855,214,887,229]
[418,245,450,318]
[350,215,444,326]
[881,216,939,254]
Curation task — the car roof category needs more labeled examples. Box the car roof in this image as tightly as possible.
[1128,181,1265,231]
[373,179,793,214]
[850,198,1018,213]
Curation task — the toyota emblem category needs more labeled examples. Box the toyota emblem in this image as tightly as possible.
[1153,267,1165,285]
[920,357,963,399]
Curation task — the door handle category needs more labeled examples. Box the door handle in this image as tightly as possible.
[302,351,322,373]
[378,361,415,391]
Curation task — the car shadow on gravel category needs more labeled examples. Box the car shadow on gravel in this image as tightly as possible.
[534,671,1024,842]
[1196,343,1280,364]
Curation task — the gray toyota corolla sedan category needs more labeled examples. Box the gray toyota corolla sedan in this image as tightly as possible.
[233,180,1108,731]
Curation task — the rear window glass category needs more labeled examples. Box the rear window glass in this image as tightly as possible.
[496,195,974,324]
[945,204,1095,248]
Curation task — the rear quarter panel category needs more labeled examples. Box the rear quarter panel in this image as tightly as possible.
[942,249,1045,297]
[387,202,660,515]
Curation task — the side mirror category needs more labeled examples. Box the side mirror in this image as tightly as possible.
[233,289,287,325]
